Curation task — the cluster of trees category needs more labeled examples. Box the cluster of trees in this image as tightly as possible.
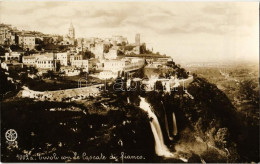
[35,36,69,52]
[83,50,95,59]
[0,46,5,56]
[238,79,259,107]
[0,68,16,98]
[132,66,146,78]
[156,61,189,79]
[10,45,23,52]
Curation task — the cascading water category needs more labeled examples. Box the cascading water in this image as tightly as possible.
[127,96,187,162]
[161,101,173,141]
[172,112,178,136]
[139,97,173,157]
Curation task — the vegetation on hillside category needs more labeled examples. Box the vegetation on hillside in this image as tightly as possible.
[1,60,258,162]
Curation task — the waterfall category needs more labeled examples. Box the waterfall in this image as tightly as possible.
[172,112,178,136]
[139,97,173,157]
[161,101,173,141]
[127,96,187,162]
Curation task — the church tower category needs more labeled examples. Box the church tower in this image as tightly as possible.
[135,33,140,46]
[68,22,75,39]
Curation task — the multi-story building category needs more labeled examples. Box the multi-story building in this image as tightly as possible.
[70,54,88,72]
[9,33,17,45]
[71,59,88,70]
[56,52,68,66]
[90,43,105,59]
[5,52,22,61]
[23,56,36,66]
[99,58,145,79]
[35,54,54,69]
[124,59,145,72]
[103,60,126,72]
[0,24,13,45]
[70,54,82,63]
[103,58,145,72]
[19,34,35,50]
[36,58,54,69]
[104,49,118,60]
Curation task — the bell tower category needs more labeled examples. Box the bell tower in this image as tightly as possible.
[68,22,75,39]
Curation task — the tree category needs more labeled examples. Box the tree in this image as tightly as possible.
[0,46,6,56]
[56,62,61,72]
[35,45,43,51]
[177,68,188,79]
[0,68,16,96]
[10,45,23,52]
[125,46,135,51]
[46,70,54,79]
[155,81,163,92]
[43,37,54,44]
[84,50,95,59]
[28,49,37,55]
[29,66,38,74]
[215,128,229,149]
[35,38,43,45]
[132,67,145,78]
[42,43,58,51]
[239,79,259,106]
[58,45,68,52]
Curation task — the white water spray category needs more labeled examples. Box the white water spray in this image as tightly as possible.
[139,97,173,157]
[127,96,187,162]
[172,112,178,136]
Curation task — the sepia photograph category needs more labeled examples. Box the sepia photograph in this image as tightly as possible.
[0,1,259,163]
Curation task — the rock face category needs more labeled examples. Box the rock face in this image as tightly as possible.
[144,76,258,162]
[19,85,102,102]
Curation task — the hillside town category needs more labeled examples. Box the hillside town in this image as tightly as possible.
[1,2,259,163]
[0,22,192,101]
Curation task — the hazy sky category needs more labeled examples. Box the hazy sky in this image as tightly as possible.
[0,1,258,64]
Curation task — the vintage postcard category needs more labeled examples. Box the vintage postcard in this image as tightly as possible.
[0,1,259,163]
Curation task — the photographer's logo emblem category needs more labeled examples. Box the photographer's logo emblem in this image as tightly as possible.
[5,129,17,142]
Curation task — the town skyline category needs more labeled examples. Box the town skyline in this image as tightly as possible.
[1,1,259,163]
[0,1,258,63]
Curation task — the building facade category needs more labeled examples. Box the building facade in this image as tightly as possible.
[104,49,118,60]
[23,56,36,66]
[56,52,68,66]
[103,60,126,72]
[0,24,12,45]
[70,54,88,72]
[36,58,54,69]
[19,34,35,50]
[90,43,105,59]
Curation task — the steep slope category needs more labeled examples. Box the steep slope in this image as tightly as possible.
[144,76,258,162]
